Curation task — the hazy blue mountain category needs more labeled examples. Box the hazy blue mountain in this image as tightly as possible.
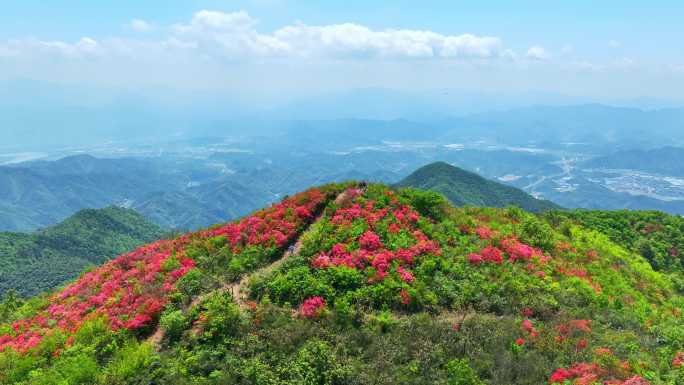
[437,104,684,149]
[0,155,186,231]
[5,79,684,153]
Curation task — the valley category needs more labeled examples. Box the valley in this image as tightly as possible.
[3,121,683,234]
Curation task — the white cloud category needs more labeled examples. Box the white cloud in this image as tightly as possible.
[0,10,533,64]
[129,19,153,32]
[171,10,504,60]
[613,57,635,69]
[525,46,549,61]
[28,37,101,57]
[566,60,603,72]
[608,40,621,48]
[171,10,290,57]
[500,49,519,61]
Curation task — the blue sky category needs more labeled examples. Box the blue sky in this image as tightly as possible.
[1,1,683,101]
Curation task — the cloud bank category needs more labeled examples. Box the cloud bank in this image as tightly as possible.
[0,9,680,99]
[2,10,530,62]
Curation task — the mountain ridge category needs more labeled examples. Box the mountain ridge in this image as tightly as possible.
[395,161,560,212]
[0,182,682,384]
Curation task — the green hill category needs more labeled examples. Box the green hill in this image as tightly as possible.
[0,206,165,297]
[544,209,684,275]
[395,161,560,212]
[1,183,683,384]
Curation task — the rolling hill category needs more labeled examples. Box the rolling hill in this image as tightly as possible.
[0,182,682,384]
[0,155,274,232]
[395,161,560,212]
[0,206,165,297]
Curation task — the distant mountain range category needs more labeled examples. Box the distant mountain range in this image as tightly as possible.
[3,82,684,153]
[396,162,560,212]
[0,206,164,297]
[4,143,684,233]
[0,154,273,232]
[0,153,401,232]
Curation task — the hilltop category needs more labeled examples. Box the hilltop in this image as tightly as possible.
[0,183,683,384]
[396,161,560,212]
[0,206,165,297]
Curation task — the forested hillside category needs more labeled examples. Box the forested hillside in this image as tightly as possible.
[0,206,165,297]
[545,209,684,275]
[1,183,683,384]
[396,161,560,212]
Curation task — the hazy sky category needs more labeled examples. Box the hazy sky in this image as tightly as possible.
[1,1,683,101]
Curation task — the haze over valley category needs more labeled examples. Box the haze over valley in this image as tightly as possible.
[3,102,684,232]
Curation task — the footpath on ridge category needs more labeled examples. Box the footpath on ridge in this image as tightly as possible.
[148,187,357,347]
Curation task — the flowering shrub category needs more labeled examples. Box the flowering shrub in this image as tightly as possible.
[208,188,329,253]
[673,351,684,367]
[548,362,651,385]
[520,318,539,338]
[475,226,493,240]
[0,238,194,353]
[309,189,441,287]
[480,246,504,264]
[299,296,326,318]
[0,187,337,354]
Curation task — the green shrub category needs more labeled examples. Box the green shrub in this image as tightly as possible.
[160,309,187,342]
[102,340,156,385]
[446,359,484,385]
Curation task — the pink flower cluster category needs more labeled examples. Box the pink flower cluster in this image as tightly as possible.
[556,319,592,343]
[468,235,546,266]
[208,188,328,252]
[0,238,194,353]
[673,351,684,367]
[549,362,650,385]
[521,318,538,338]
[299,296,326,318]
[1,188,337,354]
[557,266,603,293]
[475,226,494,240]
[311,191,441,285]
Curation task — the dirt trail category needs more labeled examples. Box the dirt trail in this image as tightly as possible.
[227,187,353,309]
[147,187,355,347]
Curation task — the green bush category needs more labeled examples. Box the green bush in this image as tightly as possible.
[102,340,156,385]
[446,359,484,385]
[160,309,188,342]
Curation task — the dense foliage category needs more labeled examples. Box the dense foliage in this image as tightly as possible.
[544,209,684,275]
[0,206,165,297]
[395,161,559,213]
[2,183,684,384]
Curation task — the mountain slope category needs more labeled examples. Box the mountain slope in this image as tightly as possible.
[0,154,276,232]
[396,161,560,212]
[0,206,165,297]
[544,209,684,274]
[1,183,683,384]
